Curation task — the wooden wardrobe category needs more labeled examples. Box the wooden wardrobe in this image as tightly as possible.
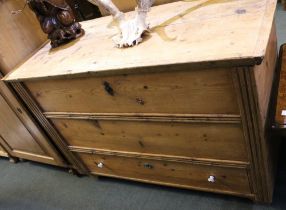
[0,0,66,167]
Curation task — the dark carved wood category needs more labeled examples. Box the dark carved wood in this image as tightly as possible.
[28,0,84,48]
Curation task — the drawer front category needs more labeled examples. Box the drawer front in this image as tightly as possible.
[52,119,248,161]
[26,68,239,114]
[77,153,251,195]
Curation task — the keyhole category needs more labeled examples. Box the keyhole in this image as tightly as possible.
[103,81,114,96]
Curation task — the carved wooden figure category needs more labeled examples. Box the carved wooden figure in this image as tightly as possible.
[28,0,84,48]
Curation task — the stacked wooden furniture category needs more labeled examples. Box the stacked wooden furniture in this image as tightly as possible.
[0,0,67,166]
[275,44,286,131]
[4,0,279,202]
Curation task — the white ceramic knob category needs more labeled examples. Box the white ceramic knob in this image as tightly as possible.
[97,162,104,168]
[208,175,215,183]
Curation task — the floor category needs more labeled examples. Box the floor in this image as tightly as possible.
[0,154,285,210]
[1,4,286,210]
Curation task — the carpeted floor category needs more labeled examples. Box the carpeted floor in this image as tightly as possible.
[0,151,286,210]
[1,4,286,210]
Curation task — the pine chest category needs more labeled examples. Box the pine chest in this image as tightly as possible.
[4,0,279,203]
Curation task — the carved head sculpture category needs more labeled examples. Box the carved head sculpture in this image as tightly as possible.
[88,0,154,47]
[27,0,84,48]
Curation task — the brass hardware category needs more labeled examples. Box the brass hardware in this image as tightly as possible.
[136,97,145,105]
[143,163,153,169]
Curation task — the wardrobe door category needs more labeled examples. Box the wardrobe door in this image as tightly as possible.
[0,84,65,166]
[0,145,8,157]
[0,0,66,167]
[0,0,46,75]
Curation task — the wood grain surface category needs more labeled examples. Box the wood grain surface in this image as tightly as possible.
[4,0,277,81]
[254,24,277,130]
[52,118,248,161]
[25,68,239,114]
[0,77,66,166]
[77,152,252,197]
[0,94,46,155]
[0,0,46,75]
[0,1,65,166]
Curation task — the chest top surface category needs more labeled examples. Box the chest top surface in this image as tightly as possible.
[4,0,276,82]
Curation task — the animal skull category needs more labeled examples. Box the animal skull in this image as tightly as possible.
[88,0,154,47]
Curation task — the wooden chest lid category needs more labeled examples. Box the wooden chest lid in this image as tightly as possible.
[4,0,276,82]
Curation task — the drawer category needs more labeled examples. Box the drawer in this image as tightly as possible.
[77,153,252,196]
[26,68,239,114]
[52,119,248,161]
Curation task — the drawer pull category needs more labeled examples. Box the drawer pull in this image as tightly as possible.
[103,81,114,96]
[208,175,216,183]
[143,163,154,169]
[136,97,145,105]
[97,162,104,168]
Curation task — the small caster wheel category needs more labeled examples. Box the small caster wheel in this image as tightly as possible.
[94,176,99,180]
[9,157,19,163]
[68,168,83,177]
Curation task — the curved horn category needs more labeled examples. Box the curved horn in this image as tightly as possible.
[88,0,125,22]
